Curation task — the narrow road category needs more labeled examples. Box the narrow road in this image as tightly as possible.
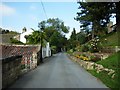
[10,53,108,88]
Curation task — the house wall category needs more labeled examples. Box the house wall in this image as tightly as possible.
[46,42,51,57]
[42,42,51,58]
[20,30,33,43]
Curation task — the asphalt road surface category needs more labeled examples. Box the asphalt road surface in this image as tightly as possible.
[10,53,108,88]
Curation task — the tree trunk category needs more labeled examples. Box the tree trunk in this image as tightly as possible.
[40,32,43,63]
[116,2,120,31]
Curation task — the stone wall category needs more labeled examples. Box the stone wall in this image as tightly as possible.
[0,44,52,88]
[0,59,2,90]
[68,54,115,79]
[1,45,40,74]
[1,55,22,89]
[101,46,120,53]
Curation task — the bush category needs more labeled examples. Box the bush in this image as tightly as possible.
[10,38,24,44]
[89,37,102,53]
[81,44,89,52]
[67,49,74,55]
[90,55,101,62]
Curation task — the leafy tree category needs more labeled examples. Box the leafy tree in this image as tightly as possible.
[69,28,79,51]
[26,31,41,44]
[0,27,18,34]
[76,32,86,45]
[70,28,76,41]
[75,2,116,38]
[27,18,69,54]
[46,18,69,34]
[38,18,69,53]
[10,38,24,44]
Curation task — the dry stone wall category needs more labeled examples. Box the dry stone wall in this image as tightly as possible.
[68,54,115,79]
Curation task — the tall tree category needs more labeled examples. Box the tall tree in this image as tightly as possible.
[69,28,78,51]
[27,18,69,54]
[75,2,116,38]
[38,18,69,53]
[70,28,76,40]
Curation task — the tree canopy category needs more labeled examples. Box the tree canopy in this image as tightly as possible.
[75,2,116,38]
[26,18,69,53]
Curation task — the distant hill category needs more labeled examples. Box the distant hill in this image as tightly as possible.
[0,27,20,44]
[0,34,18,44]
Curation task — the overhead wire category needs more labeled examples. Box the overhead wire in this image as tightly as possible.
[41,0,48,20]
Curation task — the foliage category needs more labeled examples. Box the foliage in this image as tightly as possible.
[81,44,89,52]
[70,28,76,41]
[38,18,69,34]
[73,52,101,62]
[26,31,41,44]
[68,28,80,51]
[88,51,120,89]
[89,37,102,52]
[10,38,24,44]
[0,27,19,34]
[27,18,69,52]
[75,2,116,38]
[88,69,119,89]
[51,46,57,54]
[42,18,69,52]
[100,30,120,47]
[97,51,120,70]
[76,32,87,45]
[67,49,74,55]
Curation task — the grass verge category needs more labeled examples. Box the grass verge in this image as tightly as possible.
[88,51,120,90]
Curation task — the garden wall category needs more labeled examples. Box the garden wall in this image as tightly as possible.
[1,45,40,74]
[101,46,120,53]
[0,44,51,88]
[1,55,22,89]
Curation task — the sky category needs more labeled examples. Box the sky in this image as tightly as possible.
[0,1,81,39]
[0,1,116,39]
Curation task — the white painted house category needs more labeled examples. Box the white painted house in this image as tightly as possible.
[42,42,51,58]
[20,29,33,43]
[18,28,51,58]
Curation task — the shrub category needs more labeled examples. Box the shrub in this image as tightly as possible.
[10,38,24,44]
[89,37,102,53]
[90,55,101,62]
[81,44,89,52]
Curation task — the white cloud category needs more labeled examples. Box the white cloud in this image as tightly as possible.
[30,5,37,10]
[0,3,16,16]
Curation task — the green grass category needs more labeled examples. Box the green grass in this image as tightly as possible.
[88,70,119,89]
[100,31,120,47]
[97,51,120,70]
[88,51,120,89]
